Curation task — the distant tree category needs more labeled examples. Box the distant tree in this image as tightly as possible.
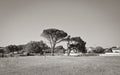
[5,45,18,53]
[104,48,112,53]
[41,28,67,56]
[17,45,25,51]
[0,47,4,57]
[94,46,105,53]
[24,41,49,55]
[15,45,26,54]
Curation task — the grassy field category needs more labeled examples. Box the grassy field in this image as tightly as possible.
[0,56,120,75]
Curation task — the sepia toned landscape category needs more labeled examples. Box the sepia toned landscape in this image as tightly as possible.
[0,0,120,75]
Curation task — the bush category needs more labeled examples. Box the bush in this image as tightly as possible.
[94,46,105,53]
[55,45,66,53]
[5,45,18,53]
[24,41,49,55]
[104,48,112,53]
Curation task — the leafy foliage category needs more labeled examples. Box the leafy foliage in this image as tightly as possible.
[5,45,18,53]
[17,45,25,51]
[55,45,65,53]
[24,41,49,54]
[70,37,86,53]
[94,46,105,53]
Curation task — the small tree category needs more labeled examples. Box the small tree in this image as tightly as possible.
[0,47,4,57]
[17,45,25,51]
[94,46,105,53]
[5,45,18,53]
[41,28,67,56]
[24,41,49,55]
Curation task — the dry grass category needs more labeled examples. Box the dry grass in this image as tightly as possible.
[0,56,120,75]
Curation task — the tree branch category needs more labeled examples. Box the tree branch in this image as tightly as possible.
[56,39,65,44]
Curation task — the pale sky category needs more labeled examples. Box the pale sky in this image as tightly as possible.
[0,0,120,48]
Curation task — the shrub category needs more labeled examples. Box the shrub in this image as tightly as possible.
[94,46,105,53]
[24,41,49,55]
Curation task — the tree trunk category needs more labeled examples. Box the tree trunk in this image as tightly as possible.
[2,53,4,57]
[67,40,71,56]
[67,49,70,56]
[51,44,55,56]
[67,48,71,56]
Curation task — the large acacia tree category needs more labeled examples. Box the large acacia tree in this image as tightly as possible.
[41,28,67,56]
